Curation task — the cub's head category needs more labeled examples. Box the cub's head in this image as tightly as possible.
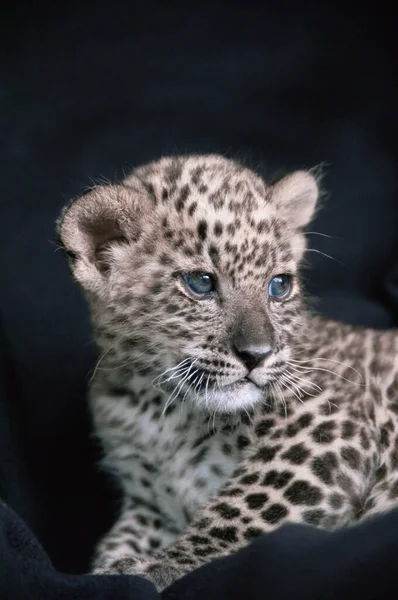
[57,155,319,413]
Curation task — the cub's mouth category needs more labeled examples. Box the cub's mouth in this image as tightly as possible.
[193,370,262,391]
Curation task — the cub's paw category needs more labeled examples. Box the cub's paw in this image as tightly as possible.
[93,556,184,591]
[141,560,186,591]
[93,555,143,576]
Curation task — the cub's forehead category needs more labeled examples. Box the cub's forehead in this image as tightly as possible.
[129,154,276,227]
[126,156,293,277]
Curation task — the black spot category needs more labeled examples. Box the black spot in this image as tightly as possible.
[149,538,161,549]
[302,509,326,526]
[341,420,356,440]
[194,478,206,488]
[219,487,244,497]
[329,492,344,509]
[336,473,355,494]
[222,443,232,455]
[198,220,208,241]
[388,480,398,500]
[284,480,323,506]
[197,518,211,530]
[241,516,252,524]
[189,535,211,545]
[168,550,183,559]
[285,413,313,436]
[245,493,268,510]
[152,395,162,406]
[209,244,220,269]
[311,420,337,444]
[214,222,223,237]
[165,161,182,184]
[191,433,215,450]
[209,526,238,543]
[125,540,141,554]
[261,503,288,524]
[311,452,338,485]
[256,220,268,234]
[240,473,260,485]
[193,546,216,557]
[340,446,361,470]
[241,412,252,426]
[136,515,148,526]
[281,443,311,465]
[173,557,196,566]
[255,419,275,437]
[376,463,387,485]
[190,165,204,185]
[262,470,293,489]
[107,384,130,396]
[159,252,173,266]
[244,527,264,541]
[175,185,190,212]
[390,438,398,470]
[254,445,281,462]
[188,202,197,216]
[237,435,250,450]
[380,425,390,448]
[190,446,208,466]
[211,464,224,477]
[297,413,313,428]
[360,428,371,450]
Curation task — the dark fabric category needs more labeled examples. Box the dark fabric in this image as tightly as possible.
[2,497,398,600]
[0,501,158,600]
[165,510,398,600]
[1,0,398,598]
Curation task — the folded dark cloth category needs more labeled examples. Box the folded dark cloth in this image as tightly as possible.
[0,501,159,600]
[1,498,398,600]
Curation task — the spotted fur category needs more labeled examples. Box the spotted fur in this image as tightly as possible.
[57,155,398,590]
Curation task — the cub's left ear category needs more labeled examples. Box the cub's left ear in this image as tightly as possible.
[271,171,319,230]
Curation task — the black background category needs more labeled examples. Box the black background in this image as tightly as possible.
[1,0,397,576]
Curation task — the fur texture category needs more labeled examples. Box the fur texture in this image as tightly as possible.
[57,155,398,590]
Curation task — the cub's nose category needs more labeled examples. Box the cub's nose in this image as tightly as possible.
[232,345,272,371]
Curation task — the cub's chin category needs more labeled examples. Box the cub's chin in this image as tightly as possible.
[192,380,264,414]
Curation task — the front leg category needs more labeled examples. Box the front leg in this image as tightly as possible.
[131,409,376,589]
[92,499,177,574]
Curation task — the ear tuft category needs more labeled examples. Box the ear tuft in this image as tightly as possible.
[272,171,319,229]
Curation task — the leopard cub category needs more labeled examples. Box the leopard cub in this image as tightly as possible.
[58,155,398,590]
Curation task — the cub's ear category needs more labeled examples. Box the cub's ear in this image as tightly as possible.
[56,181,148,293]
[271,171,319,230]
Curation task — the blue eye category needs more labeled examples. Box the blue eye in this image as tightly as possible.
[182,272,215,295]
[269,274,292,299]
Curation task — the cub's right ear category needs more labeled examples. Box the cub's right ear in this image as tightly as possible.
[56,182,146,294]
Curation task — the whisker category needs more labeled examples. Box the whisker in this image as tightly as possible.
[286,364,323,393]
[289,362,363,386]
[161,362,196,417]
[291,247,347,268]
[306,231,338,240]
[279,374,305,405]
[88,348,111,383]
[272,379,288,424]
